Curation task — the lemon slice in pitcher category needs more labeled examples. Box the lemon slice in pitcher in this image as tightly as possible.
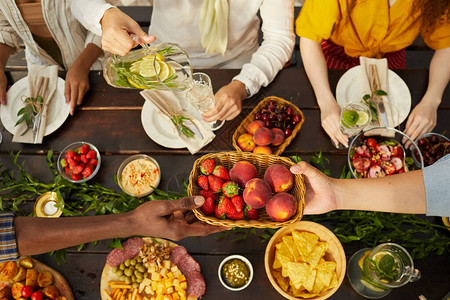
[157,61,171,81]
[139,60,161,78]
[356,111,370,126]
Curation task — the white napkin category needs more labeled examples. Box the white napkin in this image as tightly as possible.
[140,90,215,154]
[359,57,395,136]
[12,64,58,144]
[199,0,229,55]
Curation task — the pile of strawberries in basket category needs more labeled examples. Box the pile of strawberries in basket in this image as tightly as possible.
[196,159,297,222]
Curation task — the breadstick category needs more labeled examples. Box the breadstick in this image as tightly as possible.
[102,289,113,300]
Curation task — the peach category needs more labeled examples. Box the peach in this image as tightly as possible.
[270,128,285,146]
[266,193,297,221]
[253,146,272,155]
[246,120,265,135]
[237,133,256,152]
[253,127,273,146]
[243,178,272,209]
[230,161,258,188]
[264,164,293,193]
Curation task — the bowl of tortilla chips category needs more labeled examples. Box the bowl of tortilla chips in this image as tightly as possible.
[264,221,346,300]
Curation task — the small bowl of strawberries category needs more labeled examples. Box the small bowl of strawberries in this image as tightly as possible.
[57,141,101,183]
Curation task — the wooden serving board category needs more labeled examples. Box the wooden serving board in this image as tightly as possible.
[0,257,74,300]
[100,238,197,300]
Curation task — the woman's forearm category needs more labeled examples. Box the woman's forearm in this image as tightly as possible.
[422,47,450,106]
[0,43,15,71]
[72,43,103,71]
[299,37,335,106]
[334,169,427,214]
[14,212,136,256]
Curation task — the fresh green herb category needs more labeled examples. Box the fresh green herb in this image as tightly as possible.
[157,46,176,56]
[15,96,44,128]
[172,115,194,138]
[368,254,399,282]
[362,88,387,123]
[374,89,388,96]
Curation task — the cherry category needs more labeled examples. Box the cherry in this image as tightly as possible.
[264,120,273,128]
[261,114,269,122]
[429,135,440,144]
[269,114,276,121]
[293,114,302,123]
[254,113,261,120]
[417,138,427,147]
[285,128,292,137]
[286,107,294,116]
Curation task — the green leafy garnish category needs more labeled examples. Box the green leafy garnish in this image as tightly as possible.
[171,115,194,138]
[368,254,399,282]
[15,96,43,128]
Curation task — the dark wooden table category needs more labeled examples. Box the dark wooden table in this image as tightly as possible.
[1,68,449,300]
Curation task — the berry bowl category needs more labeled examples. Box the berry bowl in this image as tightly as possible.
[348,127,423,179]
[412,132,450,167]
[57,142,101,183]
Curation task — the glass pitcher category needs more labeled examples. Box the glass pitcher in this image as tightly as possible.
[103,42,192,92]
[347,243,421,299]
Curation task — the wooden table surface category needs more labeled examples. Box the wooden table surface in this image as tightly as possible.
[0,68,449,300]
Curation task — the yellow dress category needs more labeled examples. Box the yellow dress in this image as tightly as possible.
[296,0,450,59]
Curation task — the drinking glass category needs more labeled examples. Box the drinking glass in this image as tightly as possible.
[347,243,421,299]
[185,72,224,131]
[340,101,372,137]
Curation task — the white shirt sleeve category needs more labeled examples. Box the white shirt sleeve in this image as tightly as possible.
[423,154,450,217]
[0,9,21,53]
[232,0,295,97]
[70,0,115,36]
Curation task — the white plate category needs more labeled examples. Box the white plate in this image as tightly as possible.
[141,100,185,149]
[336,66,411,126]
[1,77,70,135]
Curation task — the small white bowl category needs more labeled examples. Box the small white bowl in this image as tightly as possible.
[218,255,253,291]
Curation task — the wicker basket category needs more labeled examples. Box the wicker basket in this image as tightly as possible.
[232,96,305,156]
[188,151,306,228]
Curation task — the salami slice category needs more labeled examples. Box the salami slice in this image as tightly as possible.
[106,237,144,267]
[170,246,188,266]
[106,248,126,267]
[123,237,145,258]
[177,254,201,276]
[186,271,206,297]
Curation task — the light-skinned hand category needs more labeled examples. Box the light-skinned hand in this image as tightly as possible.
[320,101,348,148]
[65,62,90,116]
[100,8,156,56]
[403,98,439,148]
[202,80,247,122]
[290,161,337,215]
[0,71,7,105]
[130,196,229,240]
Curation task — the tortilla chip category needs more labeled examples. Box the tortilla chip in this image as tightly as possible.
[311,277,326,295]
[286,262,311,290]
[273,269,290,292]
[282,236,300,262]
[292,230,319,262]
[306,242,328,268]
[317,261,336,286]
[273,253,282,269]
[274,242,294,270]
[329,273,338,289]
[291,282,306,297]
[303,268,317,293]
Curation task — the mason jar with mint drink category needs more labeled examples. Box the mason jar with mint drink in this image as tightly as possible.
[340,102,371,137]
[347,243,421,299]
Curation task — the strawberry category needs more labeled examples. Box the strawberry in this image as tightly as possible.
[200,190,218,201]
[67,157,77,168]
[81,154,88,164]
[65,150,76,159]
[72,165,84,175]
[86,149,97,160]
[200,159,216,175]
[197,175,209,190]
[228,209,244,220]
[88,158,98,168]
[231,195,244,213]
[80,144,90,155]
[222,181,239,198]
[200,196,215,215]
[217,196,236,219]
[245,205,259,220]
[60,158,67,168]
[71,173,82,181]
[65,166,71,176]
[212,165,230,180]
[208,175,223,193]
[82,166,93,178]
[73,155,81,162]
[214,204,225,219]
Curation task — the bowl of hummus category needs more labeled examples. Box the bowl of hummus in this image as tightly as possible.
[117,155,161,197]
